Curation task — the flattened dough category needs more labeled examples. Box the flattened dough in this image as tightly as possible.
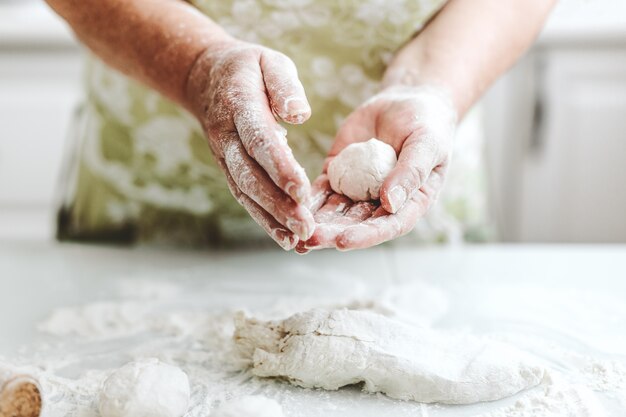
[234,309,544,404]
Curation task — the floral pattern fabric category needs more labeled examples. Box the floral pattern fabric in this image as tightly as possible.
[58,0,492,247]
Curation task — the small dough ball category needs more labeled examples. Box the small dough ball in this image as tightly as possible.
[327,138,397,201]
[99,358,190,417]
[211,396,284,417]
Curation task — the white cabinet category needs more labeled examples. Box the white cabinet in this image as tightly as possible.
[0,50,82,206]
[484,0,626,243]
[485,45,626,243]
[0,1,82,239]
[519,48,626,243]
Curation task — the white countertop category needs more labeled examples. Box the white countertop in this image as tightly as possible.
[0,241,625,416]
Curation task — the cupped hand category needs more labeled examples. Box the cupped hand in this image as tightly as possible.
[186,40,315,250]
[297,86,457,253]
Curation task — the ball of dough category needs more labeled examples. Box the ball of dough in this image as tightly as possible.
[327,138,397,201]
[211,396,284,417]
[99,358,190,417]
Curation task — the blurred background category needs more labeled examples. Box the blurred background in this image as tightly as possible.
[1,0,625,243]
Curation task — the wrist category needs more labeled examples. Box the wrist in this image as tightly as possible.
[376,78,458,124]
[383,35,473,117]
[382,66,464,116]
[183,34,242,116]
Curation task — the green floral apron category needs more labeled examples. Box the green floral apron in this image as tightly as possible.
[57,0,491,247]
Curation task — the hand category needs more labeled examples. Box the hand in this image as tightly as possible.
[186,40,315,250]
[297,86,457,253]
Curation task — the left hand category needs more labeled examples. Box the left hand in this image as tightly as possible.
[296,85,457,253]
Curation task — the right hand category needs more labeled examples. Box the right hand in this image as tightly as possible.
[185,39,315,250]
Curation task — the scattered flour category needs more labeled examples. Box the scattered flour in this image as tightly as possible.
[2,280,624,417]
[576,357,626,393]
[477,372,607,417]
[211,395,284,417]
[38,302,153,339]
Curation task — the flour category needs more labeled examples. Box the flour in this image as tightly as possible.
[575,357,626,393]
[99,358,190,417]
[327,138,397,201]
[211,395,284,417]
[3,279,625,417]
[477,372,607,417]
[38,302,153,339]
[234,309,544,404]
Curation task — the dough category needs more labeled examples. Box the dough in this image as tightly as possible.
[211,395,284,417]
[234,309,544,404]
[327,138,397,201]
[99,358,190,417]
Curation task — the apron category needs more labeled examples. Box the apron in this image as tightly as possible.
[57,0,491,247]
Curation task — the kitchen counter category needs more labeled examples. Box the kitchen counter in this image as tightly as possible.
[0,241,625,416]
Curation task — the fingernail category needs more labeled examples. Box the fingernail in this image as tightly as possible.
[286,181,308,205]
[285,181,298,202]
[272,229,297,251]
[388,186,407,214]
[287,218,313,241]
[336,236,354,252]
[284,98,309,122]
[295,243,311,255]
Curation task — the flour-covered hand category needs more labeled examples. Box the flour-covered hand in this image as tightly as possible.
[186,40,314,249]
[297,86,457,253]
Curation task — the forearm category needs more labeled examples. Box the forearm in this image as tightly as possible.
[384,0,557,116]
[45,0,234,108]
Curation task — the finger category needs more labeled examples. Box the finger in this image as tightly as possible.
[345,201,378,221]
[295,241,311,255]
[304,194,351,250]
[303,200,376,251]
[337,169,446,251]
[302,224,346,251]
[260,49,311,125]
[309,174,333,212]
[314,194,352,223]
[219,159,298,250]
[222,140,314,240]
[380,130,443,214]
[295,175,337,254]
[233,107,311,205]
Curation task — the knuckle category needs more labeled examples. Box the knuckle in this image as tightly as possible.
[407,164,429,187]
[205,123,222,140]
[265,49,292,66]
[246,133,271,154]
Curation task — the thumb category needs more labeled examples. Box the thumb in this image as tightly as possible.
[260,49,311,124]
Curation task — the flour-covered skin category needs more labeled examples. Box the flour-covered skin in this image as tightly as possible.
[211,396,285,417]
[99,358,190,417]
[298,86,456,252]
[234,309,544,404]
[186,40,314,249]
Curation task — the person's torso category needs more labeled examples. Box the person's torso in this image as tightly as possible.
[60,0,491,246]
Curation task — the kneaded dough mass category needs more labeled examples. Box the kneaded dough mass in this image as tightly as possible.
[234,309,544,404]
[327,138,397,201]
[99,358,190,417]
